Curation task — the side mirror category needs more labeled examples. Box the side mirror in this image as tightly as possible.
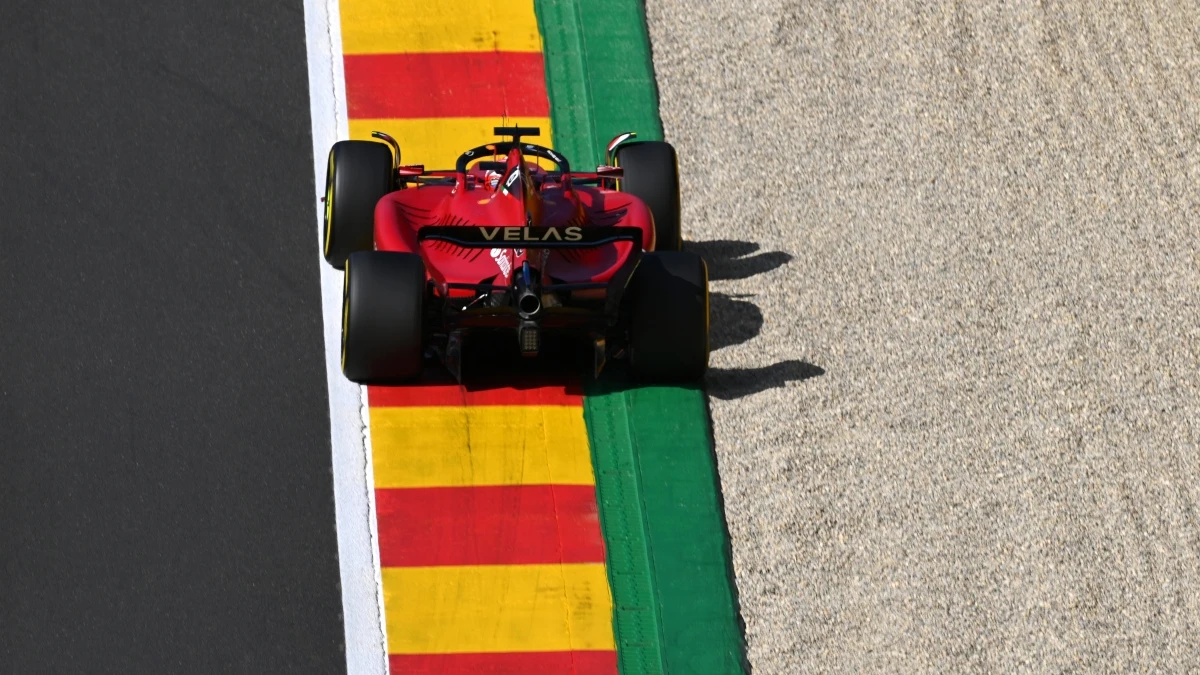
[371,131,401,169]
[604,131,637,166]
[595,165,624,178]
[397,165,425,178]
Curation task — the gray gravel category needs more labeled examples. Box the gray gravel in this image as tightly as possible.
[644,1,1200,671]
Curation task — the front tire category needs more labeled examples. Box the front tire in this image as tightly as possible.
[615,141,683,251]
[341,251,425,383]
[627,252,709,381]
[323,140,394,269]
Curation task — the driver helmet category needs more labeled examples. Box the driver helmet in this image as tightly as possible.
[483,170,502,190]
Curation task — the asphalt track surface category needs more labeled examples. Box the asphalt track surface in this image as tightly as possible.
[0,1,345,672]
[647,1,1200,672]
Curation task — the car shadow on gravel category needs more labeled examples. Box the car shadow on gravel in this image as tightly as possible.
[686,239,825,400]
[706,361,825,400]
[686,239,792,281]
[710,292,762,351]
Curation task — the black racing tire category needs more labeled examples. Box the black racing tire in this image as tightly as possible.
[341,251,425,383]
[615,141,683,251]
[323,140,394,269]
[627,251,709,381]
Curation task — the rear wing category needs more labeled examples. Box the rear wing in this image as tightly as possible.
[417,226,642,249]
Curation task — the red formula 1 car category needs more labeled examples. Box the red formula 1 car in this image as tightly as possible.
[321,126,709,383]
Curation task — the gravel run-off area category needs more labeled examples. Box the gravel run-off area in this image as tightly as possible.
[644,1,1200,671]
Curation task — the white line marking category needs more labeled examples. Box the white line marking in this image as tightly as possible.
[302,0,389,672]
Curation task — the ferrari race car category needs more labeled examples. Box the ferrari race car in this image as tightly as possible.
[321,126,709,384]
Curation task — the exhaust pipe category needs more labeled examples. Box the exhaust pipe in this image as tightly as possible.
[517,290,541,317]
[514,261,541,356]
[515,261,542,319]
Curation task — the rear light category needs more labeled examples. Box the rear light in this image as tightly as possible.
[519,324,540,356]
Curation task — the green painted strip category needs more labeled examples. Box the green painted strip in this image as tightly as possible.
[579,380,667,673]
[535,0,664,167]
[585,376,748,675]
[535,2,749,673]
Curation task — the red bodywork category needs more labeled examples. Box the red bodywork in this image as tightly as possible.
[372,147,655,300]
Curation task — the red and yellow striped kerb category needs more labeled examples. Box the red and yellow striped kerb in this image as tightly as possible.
[338,2,618,672]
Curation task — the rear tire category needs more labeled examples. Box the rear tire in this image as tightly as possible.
[627,252,709,381]
[341,251,425,383]
[615,141,683,251]
[323,140,394,269]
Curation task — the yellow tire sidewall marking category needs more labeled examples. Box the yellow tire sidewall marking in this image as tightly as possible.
[702,257,711,367]
[324,151,336,257]
[341,257,350,371]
